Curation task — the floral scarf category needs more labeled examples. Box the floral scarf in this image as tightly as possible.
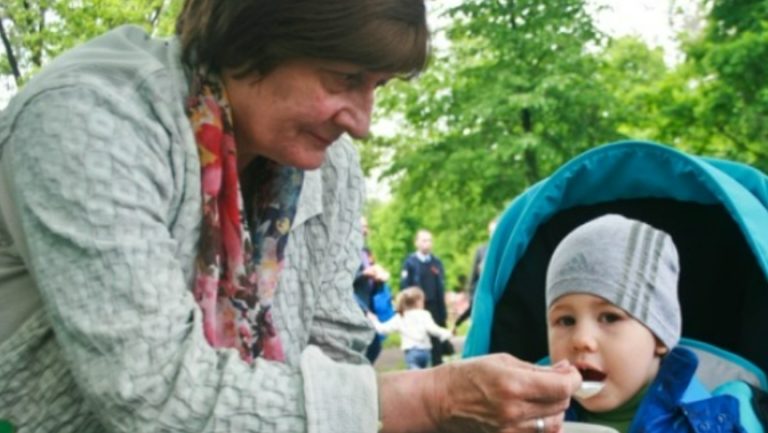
[187,70,304,363]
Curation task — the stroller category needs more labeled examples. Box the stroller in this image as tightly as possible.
[463,141,768,395]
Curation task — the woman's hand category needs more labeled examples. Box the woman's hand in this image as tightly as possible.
[379,354,580,433]
[432,355,580,432]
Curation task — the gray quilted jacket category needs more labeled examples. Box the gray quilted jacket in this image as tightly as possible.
[0,25,377,433]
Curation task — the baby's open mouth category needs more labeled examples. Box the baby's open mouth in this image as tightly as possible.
[574,368,606,399]
[579,368,606,382]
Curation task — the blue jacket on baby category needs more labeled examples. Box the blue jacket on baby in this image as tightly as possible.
[566,347,747,433]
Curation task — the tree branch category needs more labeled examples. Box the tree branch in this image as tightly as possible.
[0,17,22,84]
[507,0,517,30]
[30,1,43,67]
[148,0,165,33]
[523,147,540,184]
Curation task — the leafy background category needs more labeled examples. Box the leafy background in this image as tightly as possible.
[2,0,766,294]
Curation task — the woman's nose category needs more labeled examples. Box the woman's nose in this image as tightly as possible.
[333,89,374,139]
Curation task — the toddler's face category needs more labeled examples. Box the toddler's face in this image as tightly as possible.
[547,293,666,412]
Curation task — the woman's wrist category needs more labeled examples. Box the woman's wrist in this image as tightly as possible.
[428,363,453,430]
[377,367,446,433]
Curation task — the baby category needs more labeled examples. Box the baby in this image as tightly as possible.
[545,214,744,433]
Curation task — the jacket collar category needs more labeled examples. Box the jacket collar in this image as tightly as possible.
[293,167,322,228]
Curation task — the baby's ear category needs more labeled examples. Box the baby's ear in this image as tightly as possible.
[654,339,669,356]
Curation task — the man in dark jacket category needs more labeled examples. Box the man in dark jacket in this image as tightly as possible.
[399,229,448,366]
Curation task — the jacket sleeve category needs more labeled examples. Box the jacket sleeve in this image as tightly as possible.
[352,254,367,290]
[1,85,375,433]
[299,138,379,433]
[423,315,452,342]
[369,315,401,335]
[631,347,745,433]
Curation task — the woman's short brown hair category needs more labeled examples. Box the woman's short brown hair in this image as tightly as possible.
[176,0,429,77]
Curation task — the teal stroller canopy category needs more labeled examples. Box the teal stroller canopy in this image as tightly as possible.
[463,141,768,377]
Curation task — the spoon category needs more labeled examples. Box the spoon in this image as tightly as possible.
[574,381,605,399]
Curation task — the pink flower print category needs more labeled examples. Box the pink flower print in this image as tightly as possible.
[214,305,238,349]
[194,273,219,344]
[257,260,281,300]
[190,72,300,364]
[261,309,285,361]
[260,236,278,260]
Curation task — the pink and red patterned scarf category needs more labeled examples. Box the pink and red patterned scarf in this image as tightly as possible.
[187,70,303,363]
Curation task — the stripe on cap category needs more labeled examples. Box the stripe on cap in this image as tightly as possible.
[617,220,643,306]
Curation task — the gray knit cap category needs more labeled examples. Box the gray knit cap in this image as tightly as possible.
[545,214,681,349]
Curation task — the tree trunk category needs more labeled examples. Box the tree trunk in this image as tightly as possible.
[521,107,540,184]
[0,18,21,84]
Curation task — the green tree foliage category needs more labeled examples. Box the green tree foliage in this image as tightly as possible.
[654,0,768,170]
[364,0,768,291]
[597,37,669,139]
[0,0,180,85]
[365,0,626,288]
[2,0,765,296]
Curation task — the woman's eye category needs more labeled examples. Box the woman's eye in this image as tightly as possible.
[340,72,364,88]
[321,69,361,92]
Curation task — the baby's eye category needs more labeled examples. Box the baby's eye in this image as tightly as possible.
[554,315,575,327]
[598,312,622,323]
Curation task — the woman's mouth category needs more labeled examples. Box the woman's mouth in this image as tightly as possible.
[308,131,335,147]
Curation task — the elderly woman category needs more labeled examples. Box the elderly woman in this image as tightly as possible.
[0,1,580,432]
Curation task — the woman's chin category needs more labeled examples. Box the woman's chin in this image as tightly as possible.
[291,153,327,170]
[271,149,327,170]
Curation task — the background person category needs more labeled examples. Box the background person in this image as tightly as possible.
[400,229,449,366]
[368,286,452,370]
[354,216,394,363]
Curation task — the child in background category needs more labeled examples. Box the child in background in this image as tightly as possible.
[545,214,745,433]
[368,286,453,369]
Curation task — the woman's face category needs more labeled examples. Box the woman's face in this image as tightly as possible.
[223,59,394,171]
[547,293,666,412]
